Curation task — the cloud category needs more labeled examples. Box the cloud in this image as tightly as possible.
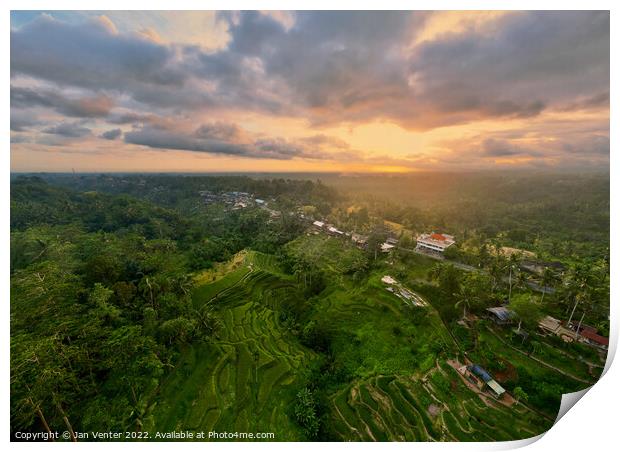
[9,11,610,170]
[125,125,251,157]
[124,122,361,161]
[11,14,187,92]
[561,134,609,155]
[11,86,114,117]
[11,134,31,144]
[10,110,42,131]
[100,128,122,140]
[42,121,92,138]
[10,11,609,132]
[557,91,610,112]
[405,11,609,128]
[195,122,243,141]
[481,138,539,157]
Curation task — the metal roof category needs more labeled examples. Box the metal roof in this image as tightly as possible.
[468,364,492,382]
[486,307,516,321]
[486,379,506,396]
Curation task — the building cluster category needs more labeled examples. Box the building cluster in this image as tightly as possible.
[485,307,609,351]
[311,219,432,254]
[199,190,253,209]
[538,315,608,350]
[198,190,280,217]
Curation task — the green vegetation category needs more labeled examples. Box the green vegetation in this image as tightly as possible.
[11,172,609,441]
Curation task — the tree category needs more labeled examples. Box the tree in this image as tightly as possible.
[454,292,472,320]
[506,253,520,304]
[510,295,542,333]
[294,388,320,439]
[539,267,555,303]
[513,387,528,404]
[366,223,388,261]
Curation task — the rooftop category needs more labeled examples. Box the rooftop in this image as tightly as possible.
[486,307,516,321]
[468,364,492,383]
[579,329,609,346]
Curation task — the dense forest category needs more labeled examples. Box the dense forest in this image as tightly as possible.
[10,172,609,441]
[10,175,334,437]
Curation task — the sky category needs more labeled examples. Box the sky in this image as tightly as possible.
[10,10,610,173]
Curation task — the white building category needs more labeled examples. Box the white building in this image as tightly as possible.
[327,226,344,236]
[312,220,325,228]
[416,232,456,253]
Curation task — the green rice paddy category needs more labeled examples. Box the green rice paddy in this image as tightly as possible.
[147,236,592,441]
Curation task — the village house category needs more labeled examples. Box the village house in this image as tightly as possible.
[486,307,517,326]
[460,364,506,398]
[539,315,609,349]
[327,226,344,236]
[415,232,456,254]
[520,259,566,276]
[351,233,368,248]
[566,322,609,350]
[578,329,609,350]
[538,315,579,343]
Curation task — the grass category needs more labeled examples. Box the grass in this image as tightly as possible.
[147,235,597,441]
[149,252,319,440]
[327,367,549,441]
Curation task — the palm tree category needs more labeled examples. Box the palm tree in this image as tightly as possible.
[507,254,520,304]
[488,257,503,294]
[566,265,592,333]
[539,267,554,303]
[454,294,471,320]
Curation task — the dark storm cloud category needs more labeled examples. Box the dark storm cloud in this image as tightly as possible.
[100,128,123,140]
[11,86,114,118]
[42,121,92,138]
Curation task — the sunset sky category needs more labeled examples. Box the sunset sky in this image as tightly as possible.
[10,10,610,173]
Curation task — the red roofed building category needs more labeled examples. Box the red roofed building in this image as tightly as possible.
[579,329,609,349]
[416,232,456,254]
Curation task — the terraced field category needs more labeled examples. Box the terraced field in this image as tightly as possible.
[149,239,569,441]
[328,362,550,441]
[150,252,317,440]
